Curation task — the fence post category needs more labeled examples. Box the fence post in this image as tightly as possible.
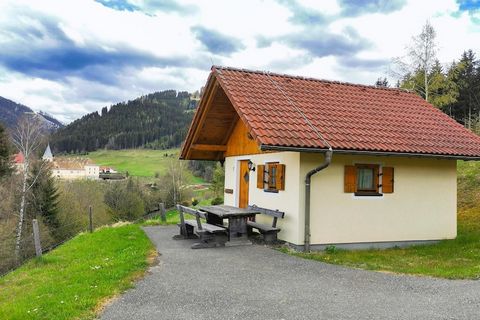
[89,206,93,233]
[159,203,166,223]
[32,219,42,257]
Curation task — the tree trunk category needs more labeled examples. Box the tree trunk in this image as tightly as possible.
[14,162,28,264]
[424,67,428,102]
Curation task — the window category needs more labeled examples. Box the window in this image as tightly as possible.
[356,164,378,194]
[257,162,285,192]
[344,164,394,196]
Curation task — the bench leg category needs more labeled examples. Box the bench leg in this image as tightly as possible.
[263,231,279,244]
[173,224,197,240]
[191,231,227,249]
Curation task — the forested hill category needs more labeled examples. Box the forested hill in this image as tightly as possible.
[51,90,197,153]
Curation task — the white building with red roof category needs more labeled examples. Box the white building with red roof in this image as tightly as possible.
[41,145,99,180]
[181,66,480,251]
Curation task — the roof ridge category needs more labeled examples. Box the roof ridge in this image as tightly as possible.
[212,65,411,93]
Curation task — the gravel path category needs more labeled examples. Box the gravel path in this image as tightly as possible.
[100,226,480,320]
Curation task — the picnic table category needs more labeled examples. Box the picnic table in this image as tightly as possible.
[200,205,259,246]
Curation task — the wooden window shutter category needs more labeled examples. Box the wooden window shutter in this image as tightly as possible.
[257,165,265,189]
[275,164,286,191]
[382,167,394,193]
[344,165,356,193]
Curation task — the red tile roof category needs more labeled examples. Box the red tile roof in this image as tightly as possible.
[212,66,480,158]
[13,152,24,164]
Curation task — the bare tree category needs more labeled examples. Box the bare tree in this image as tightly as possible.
[392,21,438,102]
[165,158,190,206]
[11,115,45,263]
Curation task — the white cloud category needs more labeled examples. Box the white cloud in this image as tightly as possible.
[0,0,478,123]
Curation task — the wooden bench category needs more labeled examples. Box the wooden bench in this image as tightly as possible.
[247,205,285,244]
[173,205,228,249]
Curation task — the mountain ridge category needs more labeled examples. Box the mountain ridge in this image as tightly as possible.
[0,96,64,131]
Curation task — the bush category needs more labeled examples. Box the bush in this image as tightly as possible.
[325,245,338,254]
[211,197,224,205]
[104,183,145,221]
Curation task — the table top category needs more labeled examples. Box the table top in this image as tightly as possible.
[199,205,259,218]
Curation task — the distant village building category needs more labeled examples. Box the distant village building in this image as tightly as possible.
[13,152,25,171]
[100,166,117,174]
[12,146,100,180]
[42,144,53,161]
[42,145,100,180]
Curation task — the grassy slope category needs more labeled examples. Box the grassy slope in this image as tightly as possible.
[78,148,204,183]
[0,224,154,320]
[84,148,178,177]
[280,161,480,279]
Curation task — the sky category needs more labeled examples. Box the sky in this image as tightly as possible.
[0,0,479,123]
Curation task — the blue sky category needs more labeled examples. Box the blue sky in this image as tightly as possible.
[0,0,479,122]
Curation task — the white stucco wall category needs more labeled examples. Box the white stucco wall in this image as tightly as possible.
[225,151,457,246]
[85,165,100,179]
[224,152,302,245]
[301,153,457,245]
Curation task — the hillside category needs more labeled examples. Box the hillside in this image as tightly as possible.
[0,96,64,130]
[80,148,180,177]
[51,90,197,153]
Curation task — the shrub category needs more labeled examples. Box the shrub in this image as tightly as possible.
[211,197,224,205]
[180,200,191,207]
[325,245,338,254]
[104,183,145,221]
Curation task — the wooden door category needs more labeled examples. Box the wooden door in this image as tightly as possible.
[238,160,250,208]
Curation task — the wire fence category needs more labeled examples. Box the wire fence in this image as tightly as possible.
[0,203,167,278]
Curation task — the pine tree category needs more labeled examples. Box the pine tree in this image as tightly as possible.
[28,160,60,237]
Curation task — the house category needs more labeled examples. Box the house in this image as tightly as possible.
[13,152,25,171]
[100,166,118,174]
[50,158,100,180]
[180,66,480,251]
[42,145,100,180]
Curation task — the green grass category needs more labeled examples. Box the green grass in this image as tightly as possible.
[0,224,154,320]
[81,148,178,177]
[142,209,181,226]
[279,209,480,279]
[279,161,480,280]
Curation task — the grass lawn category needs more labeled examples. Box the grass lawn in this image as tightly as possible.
[279,208,480,279]
[279,161,480,280]
[82,148,178,177]
[0,224,154,320]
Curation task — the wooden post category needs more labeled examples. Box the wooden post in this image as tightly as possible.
[159,203,166,223]
[89,206,93,233]
[32,219,42,257]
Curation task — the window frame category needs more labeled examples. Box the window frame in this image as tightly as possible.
[265,162,280,193]
[354,163,382,197]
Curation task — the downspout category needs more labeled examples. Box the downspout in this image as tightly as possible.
[304,148,333,252]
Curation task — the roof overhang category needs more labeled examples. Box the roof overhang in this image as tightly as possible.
[180,71,260,161]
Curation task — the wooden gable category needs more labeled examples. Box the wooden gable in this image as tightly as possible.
[180,76,262,160]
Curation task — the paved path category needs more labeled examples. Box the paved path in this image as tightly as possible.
[101,226,480,320]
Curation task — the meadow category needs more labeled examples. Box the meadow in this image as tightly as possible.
[83,148,179,177]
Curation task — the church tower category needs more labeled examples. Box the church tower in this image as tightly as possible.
[42,144,53,161]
